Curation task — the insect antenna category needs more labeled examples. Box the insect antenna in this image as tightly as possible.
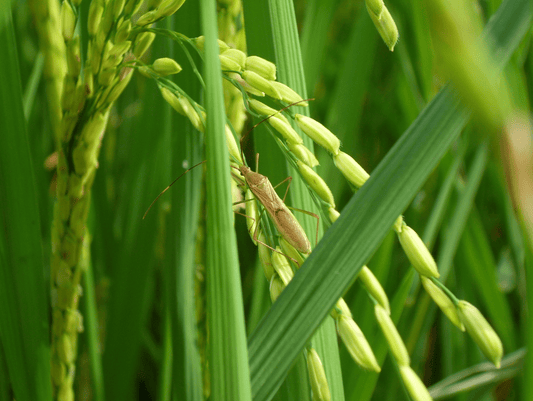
[143,160,206,219]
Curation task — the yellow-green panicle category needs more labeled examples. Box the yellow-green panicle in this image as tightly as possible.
[358,266,390,314]
[398,366,433,401]
[271,249,294,286]
[421,277,465,331]
[367,5,399,51]
[153,57,182,76]
[295,114,341,155]
[337,315,380,372]
[268,116,303,144]
[244,189,259,244]
[331,298,352,320]
[242,70,281,100]
[287,141,320,168]
[306,348,332,401]
[270,81,306,105]
[270,276,285,302]
[296,160,335,207]
[374,304,410,366]
[333,151,370,188]
[245,55,277,81]
[397,224,440,278]
[258,234,275,281]
[457,300,503,368]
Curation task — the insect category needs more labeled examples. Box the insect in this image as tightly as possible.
[232,102,319,258]
[234,157,313,255]
[144,98,318,259]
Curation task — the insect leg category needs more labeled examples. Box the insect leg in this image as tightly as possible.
[234,208,300,266]
[272,176,293,204]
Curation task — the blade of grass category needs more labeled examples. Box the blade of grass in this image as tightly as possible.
[395,37,425,111]
[409,0,434,101]
[22,51,43,120]
[248,0,532,397]
[423,139,469,249]
[324,9,378,140]
[101,78,168,401]
[439,312,467,379]
[158,313,173,401]
[268,1,345,400]
[201,0,252,399]
[166,4,204,401]
[247,257,270,334]
[0,7,52,401]
[428,348,526,399]
[501,174,528,325]
[300,0,338,97]
[242,3,313,398]
[0,340,9,399]
[158,20,175,396]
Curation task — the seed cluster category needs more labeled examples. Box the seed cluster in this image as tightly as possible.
[30,1,187,400]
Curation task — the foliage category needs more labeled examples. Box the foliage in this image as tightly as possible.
[1,0,532,400]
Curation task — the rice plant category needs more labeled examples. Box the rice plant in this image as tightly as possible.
[1,0,531,400]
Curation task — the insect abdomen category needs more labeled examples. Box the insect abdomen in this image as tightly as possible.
[274,208,311,254]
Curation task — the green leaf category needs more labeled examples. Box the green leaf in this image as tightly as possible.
[200,0,252,399]
[101,63,169,401]
[428,348,525,399]
[0,7,52,401]
[165,4,203,401]
[248,0,532,398]
[267,1,345,400]
[300,0,339,97]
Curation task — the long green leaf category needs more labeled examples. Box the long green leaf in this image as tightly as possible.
[166,3,203,401]
[200,0,252,399]
[0,7,52,401]
[0,340,9,399]
[267,1,345,400]
[248,0,532,398]
[101,71,168,401]
[242,3,313,399]
[300,0,339,96]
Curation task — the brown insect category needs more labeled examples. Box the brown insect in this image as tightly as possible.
[144,98,318,258]
[235,160,312,255]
